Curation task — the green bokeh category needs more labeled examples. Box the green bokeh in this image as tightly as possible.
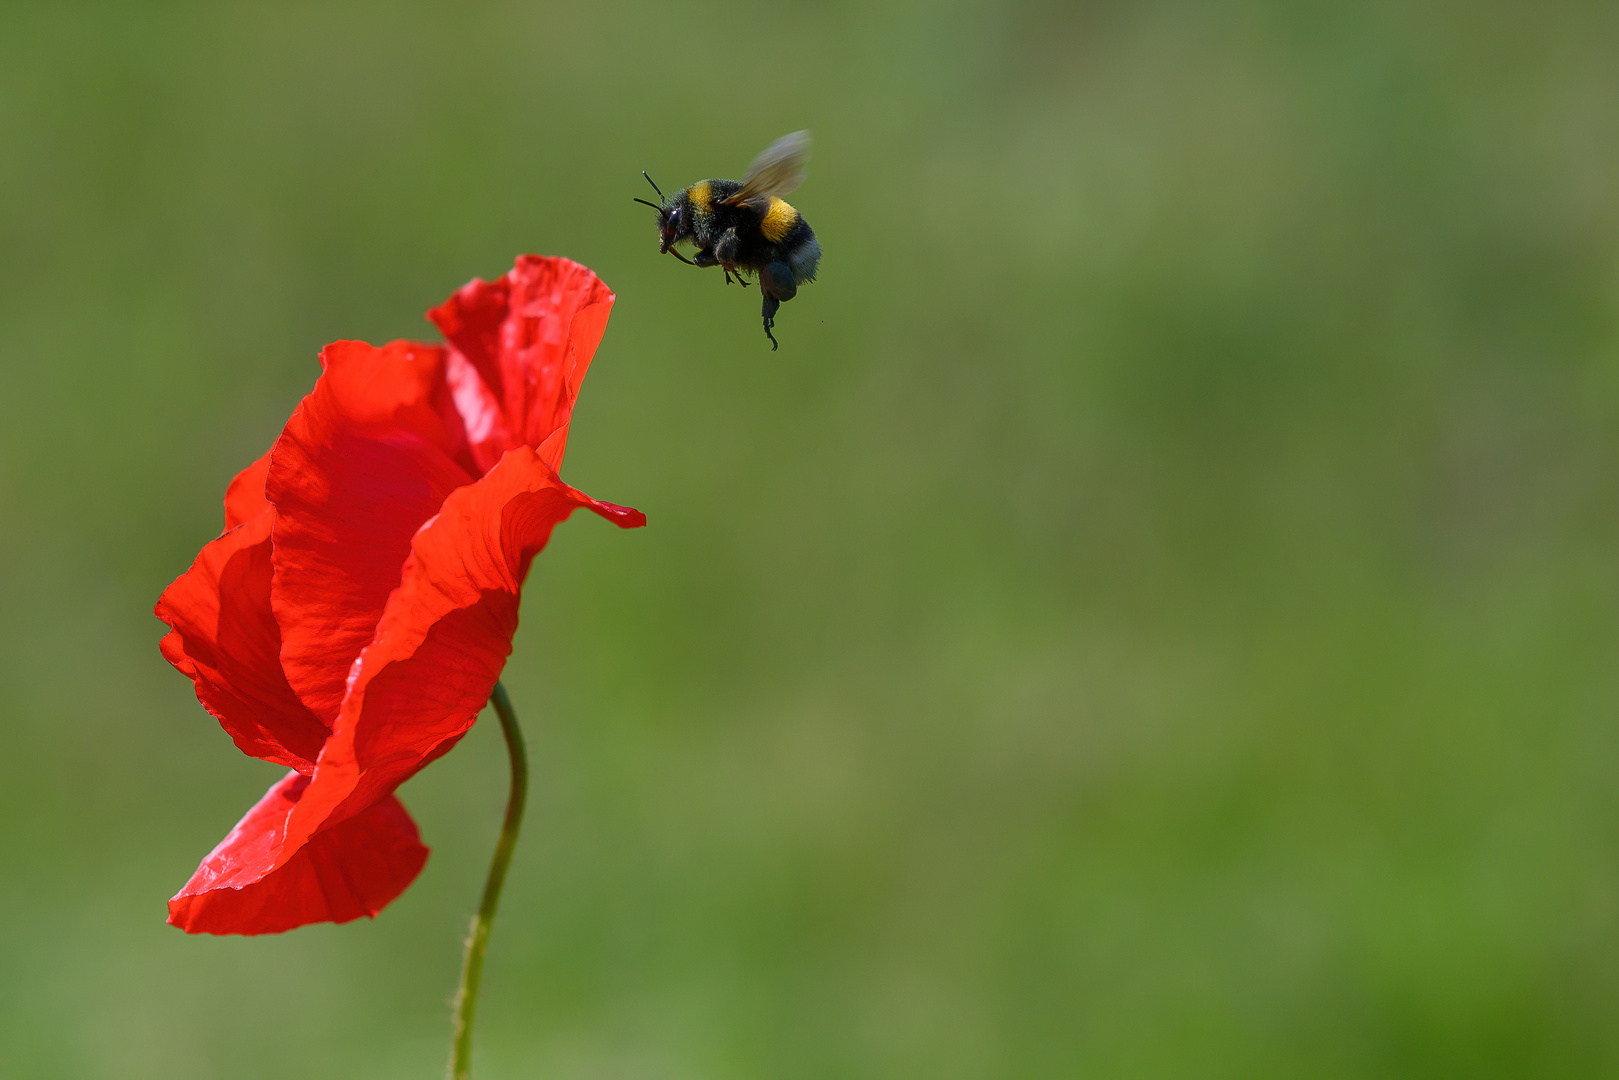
[3,1,1618,1076]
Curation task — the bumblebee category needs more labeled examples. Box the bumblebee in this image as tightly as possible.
[636,131,821,350]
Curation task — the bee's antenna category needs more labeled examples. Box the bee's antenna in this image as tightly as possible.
[632,197,661,210]
[642,170,666,203]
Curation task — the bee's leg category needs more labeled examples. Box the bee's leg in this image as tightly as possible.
[761,293,781,351]
[760,261,798,302]
[714,229,742,280]
[692,248,718,268]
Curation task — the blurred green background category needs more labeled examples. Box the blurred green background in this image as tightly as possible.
[3,1,1618,1076]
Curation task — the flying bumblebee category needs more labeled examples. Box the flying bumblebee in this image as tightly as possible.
[635,131,821,350]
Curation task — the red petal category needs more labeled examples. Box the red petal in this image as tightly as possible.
[428,256,614,472]
[429,272,512,399]
[223,450,273,530]
[267,340,476,724]
[168,770,428,935]
[279,446,644,853]
[444,346,517,476]
[155,511,328,771]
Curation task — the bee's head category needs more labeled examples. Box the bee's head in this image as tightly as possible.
[657,192,693,253]
[635,171,695,254]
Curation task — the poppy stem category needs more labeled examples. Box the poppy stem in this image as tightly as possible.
[448,681,528,1080]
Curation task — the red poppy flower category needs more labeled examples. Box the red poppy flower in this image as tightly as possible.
[157,256,644,935]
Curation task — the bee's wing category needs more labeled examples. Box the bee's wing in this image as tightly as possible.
[723,131,811,207]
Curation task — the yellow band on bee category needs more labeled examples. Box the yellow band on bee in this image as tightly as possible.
[688,180,712,213]
[761,197,798,242]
